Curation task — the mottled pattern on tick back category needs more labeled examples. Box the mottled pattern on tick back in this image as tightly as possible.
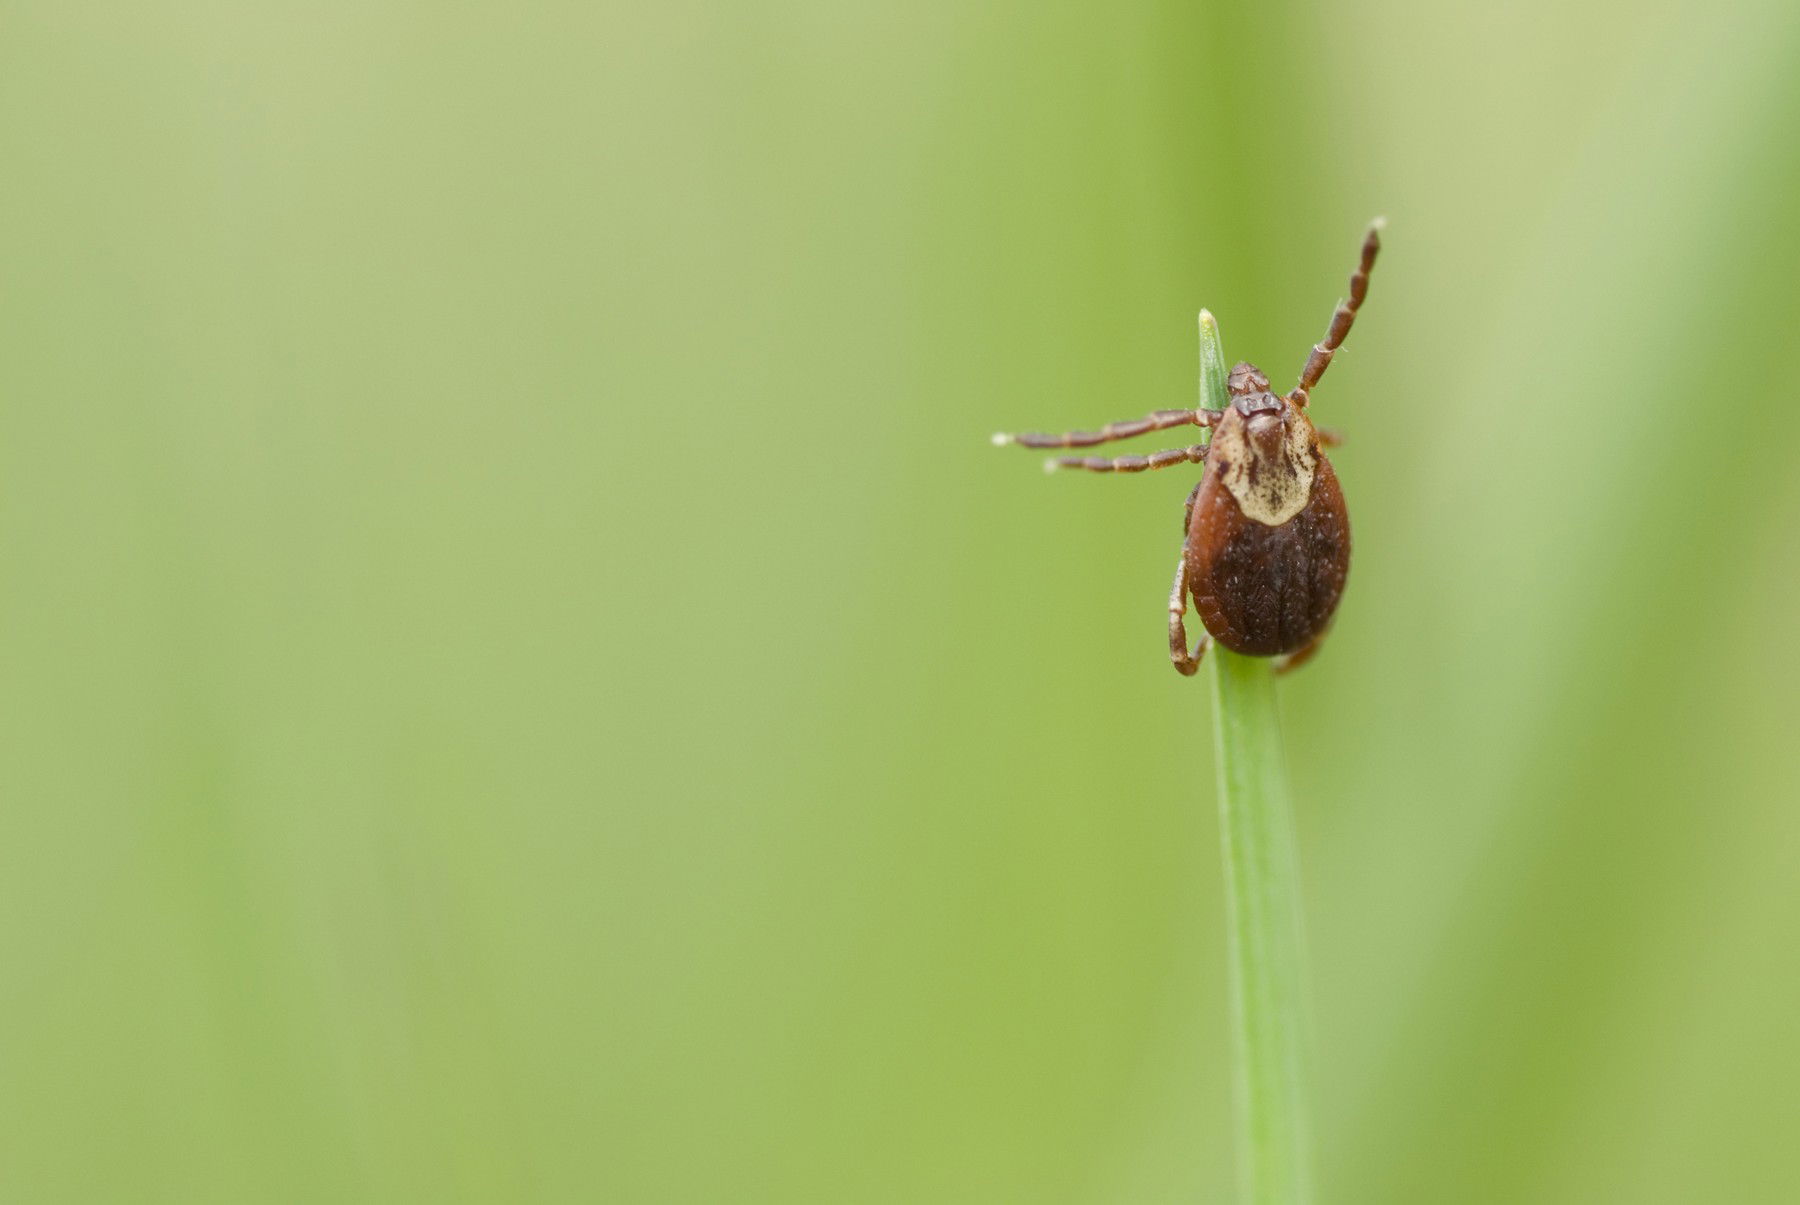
[1207,397,1318,526]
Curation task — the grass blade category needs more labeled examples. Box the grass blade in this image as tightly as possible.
[1199,311,1313,1205]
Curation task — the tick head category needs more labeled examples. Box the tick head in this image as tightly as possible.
[1226,361,1294,458]
[1228,362,1283,420]
[1227,361,1273,400]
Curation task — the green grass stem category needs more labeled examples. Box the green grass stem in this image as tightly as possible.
[1199,311,1314,1205]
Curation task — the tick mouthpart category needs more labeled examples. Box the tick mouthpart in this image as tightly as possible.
[1246,412,1286,460]
[1228,362,1272,396]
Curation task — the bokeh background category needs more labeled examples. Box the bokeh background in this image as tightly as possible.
[3,0,1800,1201]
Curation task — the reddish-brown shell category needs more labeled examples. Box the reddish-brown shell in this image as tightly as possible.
[1184,452,1350,656]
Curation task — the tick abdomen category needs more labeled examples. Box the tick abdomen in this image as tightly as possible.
[1186,457,1350,656]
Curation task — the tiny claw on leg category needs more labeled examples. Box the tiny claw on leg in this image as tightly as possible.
[1172,634,1208,676]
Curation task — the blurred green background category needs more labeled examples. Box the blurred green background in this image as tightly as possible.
[4,0,1800,1201]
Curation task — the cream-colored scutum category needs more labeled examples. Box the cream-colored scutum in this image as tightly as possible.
[1209,410,1318,526]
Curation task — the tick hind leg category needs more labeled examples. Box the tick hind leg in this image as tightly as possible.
[1273,628,1331,675]
[1169,554,1209,676]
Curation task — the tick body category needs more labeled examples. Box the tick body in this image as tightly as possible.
[995,222,1381,676]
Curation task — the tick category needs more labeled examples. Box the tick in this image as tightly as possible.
[994,221,1382,676]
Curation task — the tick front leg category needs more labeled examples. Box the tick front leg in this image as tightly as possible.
[1273,629,1331,675]
[1169,555,1209,676]
[1289,219,1382,408]
[1048,443,1209,475]
[995,408,1220,450]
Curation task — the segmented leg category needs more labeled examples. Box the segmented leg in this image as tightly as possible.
[1181,480,1202,534]
[995,408,1221,449]
[1316,426,1344,448]
[1048,443,1208,474]
[1290,220,1383,408]
[1274,629,1330,675]
[1169,554,1208,676]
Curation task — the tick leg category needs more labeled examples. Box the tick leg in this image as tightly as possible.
[1181,480,1202,534]
[1316,426,1344,448]
[1273,629,1330,675]
[1289,219,1382,408]
[1169,554,1208,676]
[995,408,1220,449]
[1047,443,1208,474]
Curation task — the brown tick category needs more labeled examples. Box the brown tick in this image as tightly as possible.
[995,221,1382,676]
